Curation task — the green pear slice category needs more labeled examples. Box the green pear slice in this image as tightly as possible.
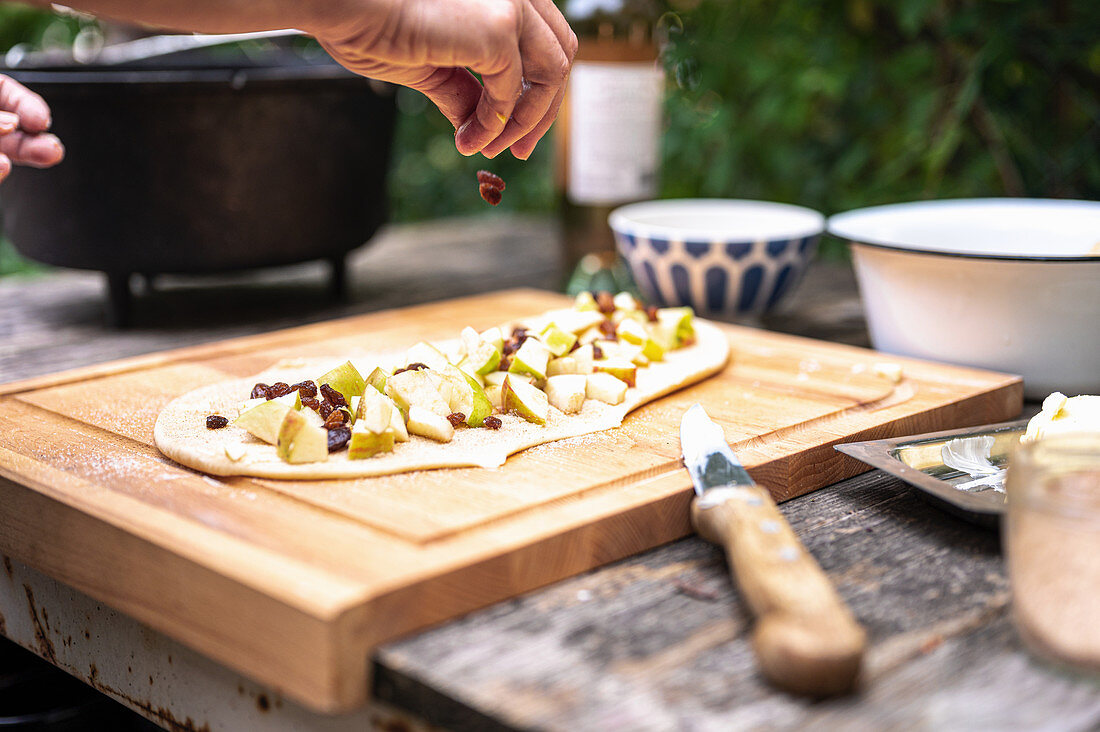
[539,323,577,357]
[613,291,640,311]
[275,409,329,464]
[404,341,450,371]
[462,341,501,376]
[592,358,637,387]
[545,375,587,414]
[508,338,552,381]
[479,326,504,354]
[616,318,648,345]
[653,307,695,350]
[571,344,597,375]
[501,374,550,425]
[574,291,599,311]
[317,361,366,404]
[485,384,503,409]
[233,392,301,445]
[586,372,628,405]
[357,388,410,443]
[407,405,454,442]
[365,366,389,394]
[347,429,395,459]
[386,369,450,418]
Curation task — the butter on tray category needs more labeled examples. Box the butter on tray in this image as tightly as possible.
[1023,392,1100,442]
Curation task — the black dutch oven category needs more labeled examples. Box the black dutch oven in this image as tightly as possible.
[0,52,396,325]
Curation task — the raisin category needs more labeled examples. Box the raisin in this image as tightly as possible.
[393,362,429,376]
[479,184,503,206]
[301,396,321,411]
[318,401,335,419]
[250,383,271,400]
[447,412,466,428]
[592,343,604,360]
[645,305,659,322]
[595,291,615,314]
[477,170,506,190]
[511,326,528,341]
[599,319,617,339]
[268,382,292,399]
[483,415,502,430]
[569,340,581,353]
[502,340,521,356]
[205,415,229,429]
[498,354,512,371]
[326,426,351,452]
[324,409,348,430]
[292,381,318,398]
[319,383,347,407]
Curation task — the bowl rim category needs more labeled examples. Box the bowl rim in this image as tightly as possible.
[828,197,1100,263]
[608,198,825,243]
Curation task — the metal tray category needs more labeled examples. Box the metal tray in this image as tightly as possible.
[836,419,1029,528]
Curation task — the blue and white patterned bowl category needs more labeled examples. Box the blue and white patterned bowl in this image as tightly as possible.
[609,199,825,319]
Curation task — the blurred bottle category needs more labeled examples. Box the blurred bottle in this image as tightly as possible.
[556,0,666,294]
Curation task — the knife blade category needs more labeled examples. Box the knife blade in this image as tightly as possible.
[680,404,866,696]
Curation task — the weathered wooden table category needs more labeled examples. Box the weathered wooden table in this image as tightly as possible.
[2,214,1098,731]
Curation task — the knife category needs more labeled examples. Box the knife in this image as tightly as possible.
[680,404,866,695]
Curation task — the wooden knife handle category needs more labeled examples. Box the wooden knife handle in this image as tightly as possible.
[691,485,866,696]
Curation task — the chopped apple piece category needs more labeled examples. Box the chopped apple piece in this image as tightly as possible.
[653,307,695,350]
[571,344,597,374]
[539,323,577,357]
[613,291,640,311]
[407,406,454,442]
[547,356,580,376]
[545,375,587,414]
[501,374,550,425]
[479,326,504,354]
[276,410,329,464]
[365,366,389,394]
[546,308,605,335]
[592,358,637,387]
[356,388,409,443]
[586,372,628,405]
[348,391,398,459]
[508,338,552,381]
[233,392,301,445]
[486,383,503,409]
[348,428,395,459]
[386,369,451,418]
[616,318,648,346]
[463,341,502,376]
[317,361,366,404]
[574,291,598,311]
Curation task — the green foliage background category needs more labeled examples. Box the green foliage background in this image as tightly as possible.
[2,0,1098,274]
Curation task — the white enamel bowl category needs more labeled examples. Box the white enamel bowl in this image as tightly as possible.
[609,199,825,320]
[828,198,1100,399]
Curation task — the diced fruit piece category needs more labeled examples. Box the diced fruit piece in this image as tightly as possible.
[641,337,665,362]
[545,375,587,414]
[653,307,695,350]
[501,375,550,425]
[577,325,604,345]
[276,410,329,464]
[508,338,552,381]
[460,326,481,356]
[317,361,366,404]
[616,318,648,345]
[457,371,493,426]
[355,389,393,434]
[357,388,410,443]
[386,369,451,418]
[486,384,503,409]
[571,344,597,374]
[547,356,580,376]
[586,373,628,405]
[574,291,598,311]
[479,326,504,354]
[233,392,301,445]
[404,341,450,371]
[545,308,605,335]
[613,291,640,311]
[484,371,534,387]
[365,366,389,394]
[539,323,577,357]
[224,443,247,462]
[463,341,502,375]
[593,358,637,387]
[347,428,395,459]
[407,406,455,442]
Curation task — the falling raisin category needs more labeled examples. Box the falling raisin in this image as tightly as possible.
[292,381,318,398]
[324,409,349,430]
[301,396,321,412]
[483,416,502,430]
[327,426,351,453]
[477,170,505,206]
[267,382,292,399]
[447,412,466,428]
[595,291,615,314]
[250,383,271,400]
[319,383,347,407]
[645,305,659,322]
[205,415,229,429]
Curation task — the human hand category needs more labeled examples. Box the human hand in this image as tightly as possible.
[0,75,65,184]
[312,0,576,160]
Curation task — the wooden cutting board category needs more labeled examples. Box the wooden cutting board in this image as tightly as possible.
[0,288,1022,712]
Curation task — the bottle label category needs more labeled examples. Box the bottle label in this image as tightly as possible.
[567,60,663,206]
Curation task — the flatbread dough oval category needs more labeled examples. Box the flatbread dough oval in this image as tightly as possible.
[154,320,730,479]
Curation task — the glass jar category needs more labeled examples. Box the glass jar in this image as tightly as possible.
[1005,434,1100,673]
